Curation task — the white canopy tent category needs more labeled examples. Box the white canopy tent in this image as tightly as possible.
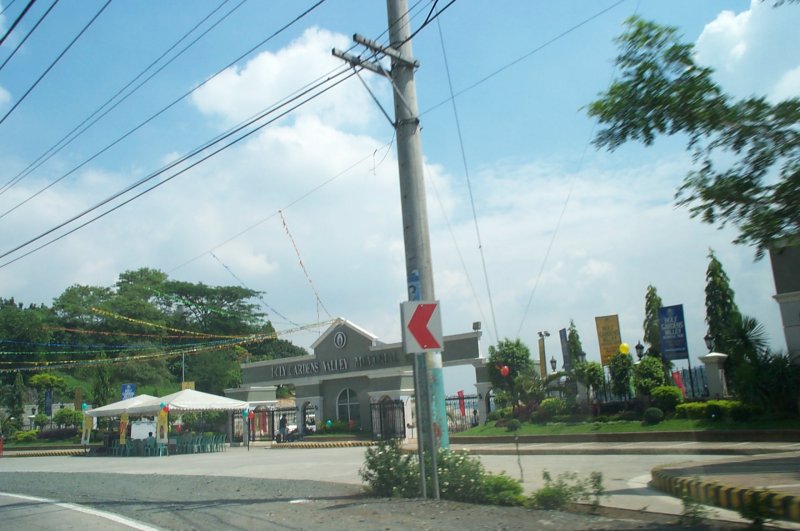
[125,388,249,415]
[86,394,158,417]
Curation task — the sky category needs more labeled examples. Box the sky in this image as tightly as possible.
[0,0,797,395]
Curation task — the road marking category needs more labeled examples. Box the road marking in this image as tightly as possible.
[0,492,161,530]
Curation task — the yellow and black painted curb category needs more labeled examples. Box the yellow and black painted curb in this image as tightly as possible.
[1,449,86,458]
[271,440,376,449]
[651,466,800,523]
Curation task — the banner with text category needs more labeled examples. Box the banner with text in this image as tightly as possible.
[595,314,621,366]
[659,304,689,361]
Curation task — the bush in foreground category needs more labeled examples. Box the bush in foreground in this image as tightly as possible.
[360,439,522,505]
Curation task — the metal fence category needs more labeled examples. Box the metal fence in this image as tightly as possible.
[370,400,405,439]
[444,394,481,433]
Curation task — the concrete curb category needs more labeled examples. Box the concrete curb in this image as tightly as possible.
[650,465,800,523]
[1,449,86,458]
[271,441,376,449]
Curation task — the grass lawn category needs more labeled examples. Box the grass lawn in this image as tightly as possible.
[457,418,800,437]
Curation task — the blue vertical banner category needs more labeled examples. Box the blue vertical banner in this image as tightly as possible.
[559,328,571,373]
[658,304,689,361]
[121,383,136,400]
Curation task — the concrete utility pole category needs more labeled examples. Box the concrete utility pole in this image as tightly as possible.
[333,0,449,499]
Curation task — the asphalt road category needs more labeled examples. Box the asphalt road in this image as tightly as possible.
[1,445,796,529]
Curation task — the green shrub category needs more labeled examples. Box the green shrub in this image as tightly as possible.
[486,410,502,422]
[53,408,84,427]
[643,407,664,425]
[616,410,640,421]
[480,474,524,506]
[730,402,760,422]
[529,485,570,510]
[431,449,487,503]
[359,439,522,506]
[14,430,38,442]
[676,402,707,419]
[650,386,683,413]
[705,403,724,422]
[526,470,606,511]
[539,398,566,420]
[506,419,522,432]
[359,439,418,497]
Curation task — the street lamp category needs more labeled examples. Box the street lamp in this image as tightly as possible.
[635,341,644,360]
[704,333,715,352]
[550,356,557,372]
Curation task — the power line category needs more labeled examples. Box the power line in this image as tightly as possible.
[0,0,327,217]
[436,16,499,342]
[0,0,242,197]
[516,0,639,337]
[0,0,59,74]
[0,0,111,126]
[0,0,35,47]
[0,68,357,268]
[421,0,627,119]
[0,0,20,18]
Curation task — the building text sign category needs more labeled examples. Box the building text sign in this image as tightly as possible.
[659,304,689,361]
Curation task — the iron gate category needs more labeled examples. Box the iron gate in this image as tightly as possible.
[370,399,405,439]
[444,394,481,433]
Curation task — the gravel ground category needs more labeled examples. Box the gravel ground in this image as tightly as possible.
[0,472,761,530]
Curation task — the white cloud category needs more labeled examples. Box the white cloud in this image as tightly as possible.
[0,85,10,110]
[0,8,787,383]
[695,0,800,101]
[190,26,385,131]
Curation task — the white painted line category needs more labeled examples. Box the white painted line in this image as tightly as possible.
[0,491,161,530]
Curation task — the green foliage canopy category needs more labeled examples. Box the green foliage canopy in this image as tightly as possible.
[588,16,800,258]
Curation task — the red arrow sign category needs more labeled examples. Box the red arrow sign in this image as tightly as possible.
[407,303,441,349]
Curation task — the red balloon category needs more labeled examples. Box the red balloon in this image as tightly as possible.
[500,365,510,377]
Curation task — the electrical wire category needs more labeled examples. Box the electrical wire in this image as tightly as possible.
[0,0,58,74]
[0,0,111,126]
[436,16,499,342]
[420,0,628,119]
[0,0,20,18]
[0,0,34,47]
[0,68,357,268]
[516,0,639,337]
[0,0,241,197]
[0,0,327,216]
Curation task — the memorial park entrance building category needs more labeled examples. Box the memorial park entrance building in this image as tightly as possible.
[226,319,489,441]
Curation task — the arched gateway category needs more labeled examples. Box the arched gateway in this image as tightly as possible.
[226,318,488,440]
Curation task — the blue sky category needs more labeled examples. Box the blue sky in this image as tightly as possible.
[1,1,797,394]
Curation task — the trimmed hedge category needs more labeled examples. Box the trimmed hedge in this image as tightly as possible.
[675,400,741,420]
[650,386,683,413]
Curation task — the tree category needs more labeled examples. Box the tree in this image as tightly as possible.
[642,285,663,357]
[3,371,26,429]
[572,360,604,403]
[608,353,633,400]
[92,353,113,407]
[566,319,584,363]
[632,356,665,398]
[53,407,84,428]
[588,16,800,258]
[487,339,535,414]
[705,249,742,357]
[29,373,67,411]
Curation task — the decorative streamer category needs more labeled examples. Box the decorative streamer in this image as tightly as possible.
[279,210,331,318]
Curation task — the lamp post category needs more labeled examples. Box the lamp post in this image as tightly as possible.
[704,333,715,352]
[549,356,557,373]
[635,341,644,361]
